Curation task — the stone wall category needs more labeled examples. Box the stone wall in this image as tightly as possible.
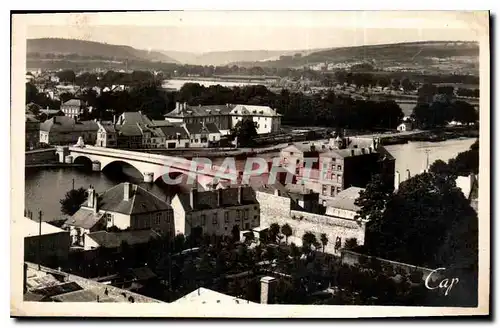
[340,250,442,283]
[256,190,366,255]
[25,148,57,165]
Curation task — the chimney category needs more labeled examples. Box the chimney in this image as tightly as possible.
[260,276,277,304]
[406,169,411,180]
[394,171,400,192]
[113,115,116,125]
[310,145,316,152]
[217,188,223,207]
[87,186,95,208]
[238,185,244,204]
[274,188,280,197]
[190,187,198,209]
[175,101,180,110]
[123,182,131,201]
[184,102,188,110]
[351,149,355,156]
[93,192,98,214]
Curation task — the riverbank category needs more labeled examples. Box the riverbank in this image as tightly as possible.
[380,128,479,146]
[25,163,84,169]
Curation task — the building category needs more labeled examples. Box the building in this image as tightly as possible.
[397,122,413,132]
[95,121,117,148]
[39,116,99,145]
[22,216,70,265]
[184,122,222,148]
[25,114,40,150]
[324,187,364,219]
[157,123,190,149]
[164,102,282,135]
[115,112,156,149]
[230,104,281,134]
[63,182,174,248]
[280,136,395,200]
[38,108,65,121]
[61,99,86,118]
[23,262,162,303]
[171,185,260,237]
[164,102,233,135]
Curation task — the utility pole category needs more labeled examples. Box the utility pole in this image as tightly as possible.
[38,210,42,271]
[425,149,430,172]
[72,178,75,191]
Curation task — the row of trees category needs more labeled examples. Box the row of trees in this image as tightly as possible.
[411,99,478,127]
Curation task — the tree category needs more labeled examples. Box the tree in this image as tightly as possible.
[281,224,293,244]
[269,223,280,244]
[366,172,478,269]
[320,233,329,253]
[302,232,317,251]
[173,233,185,252]
[57,70,76,83]
[231,225,240,243]
[26,83,38,104]
[59,92,74,104]
[355,174,394,226]
[344,238,358,250]
[60,187,87,216]
[230,118,258,147]
[243,231,255,243]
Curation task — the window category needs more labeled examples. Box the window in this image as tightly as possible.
[236,210,240,221]
[322,185,328,196]
[201,214,206,226]
[245,223,250,230]
[245,209,249,220]
[337,174,342,183]
[336,187,342,194]
[337,165,342,170]
[212,213,218,225]
[154,212,162,225]
[224,212,229,223]
[331,186,336,196]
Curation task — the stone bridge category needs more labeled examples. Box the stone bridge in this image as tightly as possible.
[56,145,242,188]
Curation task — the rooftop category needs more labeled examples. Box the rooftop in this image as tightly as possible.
[176,186,258,212]
[86,230,160,249]
[62,99,83,107]
[325,187,365,212]
[22,217,66,237]
[184,122,221,135]
[40,116,98,133]
[173,287,256,305]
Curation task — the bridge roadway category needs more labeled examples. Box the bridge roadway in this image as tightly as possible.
[57,145,247,188]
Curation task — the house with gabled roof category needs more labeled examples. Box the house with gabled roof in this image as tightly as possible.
[61,98,86,118]
[64,182,174,248]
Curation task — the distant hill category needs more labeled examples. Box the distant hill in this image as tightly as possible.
[160,48,327,66]
[27,38,179,63]
[232,41,480,73]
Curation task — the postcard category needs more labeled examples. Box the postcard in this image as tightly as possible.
[11,10,490,318]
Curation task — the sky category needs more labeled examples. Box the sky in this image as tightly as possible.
[23,11,483,53]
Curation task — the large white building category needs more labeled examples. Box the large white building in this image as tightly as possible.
[164,102,282,135]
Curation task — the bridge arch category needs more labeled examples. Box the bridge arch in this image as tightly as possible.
[73,155,94,169]
[101,160,145,181]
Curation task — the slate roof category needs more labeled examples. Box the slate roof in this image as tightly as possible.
[230,104,281,117]
[99,122,116,133]
[30,281,83,298]
[40,116,98,133]
[176,186,258,212]
[158,125,189,139]
[184,122,220,135]
[165,104,234,118]
[325,187,365,212]
[86,230,160,249]
[282,142,326,154]
[116,123,143,137]
[51,289,110,302]
[118,112,154,126]
[95,183,172,215]
[62,99,83,107]
[64,209,105,229]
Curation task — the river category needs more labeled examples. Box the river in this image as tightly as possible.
[24,138,476,222]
